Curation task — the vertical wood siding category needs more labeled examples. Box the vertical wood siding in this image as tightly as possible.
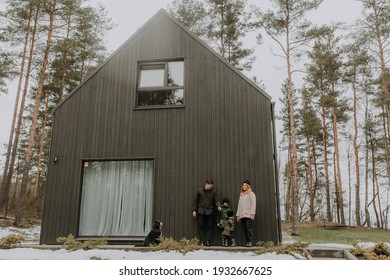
[40,12,278,245]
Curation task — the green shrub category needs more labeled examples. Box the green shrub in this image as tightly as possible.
[152,237,201,254]
[0,234,25,249]
[56,234,107,251]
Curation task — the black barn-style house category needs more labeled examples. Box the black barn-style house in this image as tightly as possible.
[40,9,281,245]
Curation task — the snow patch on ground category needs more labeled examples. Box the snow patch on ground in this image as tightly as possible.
[0,247,296,260]
[0,226,40,243]
[355,242,390,251]
[2,225,387,260]
[307,243,355,250]
[0,226,295,260]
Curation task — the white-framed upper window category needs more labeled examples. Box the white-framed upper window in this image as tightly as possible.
[136,60,184,107]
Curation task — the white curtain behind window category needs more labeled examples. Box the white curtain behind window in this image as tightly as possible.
[79,160,153,237]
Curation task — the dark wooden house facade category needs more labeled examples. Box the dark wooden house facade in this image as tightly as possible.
[40,10,281,245]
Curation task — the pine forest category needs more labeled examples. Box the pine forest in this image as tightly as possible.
[0,0,389,235]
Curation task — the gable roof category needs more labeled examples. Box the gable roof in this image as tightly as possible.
[56,9,272,111]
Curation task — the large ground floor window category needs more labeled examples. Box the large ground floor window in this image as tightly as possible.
[79,160,153,237]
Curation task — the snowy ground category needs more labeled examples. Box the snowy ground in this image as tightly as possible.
[0,247,296,260]
[0,226,296,260]
[0,226,387,260]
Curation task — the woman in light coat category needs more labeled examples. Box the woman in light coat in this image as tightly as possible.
[236,180,256,247]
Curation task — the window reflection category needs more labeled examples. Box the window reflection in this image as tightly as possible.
[167,61,184,87]
[137,60,184,107]
[137,89,184,106]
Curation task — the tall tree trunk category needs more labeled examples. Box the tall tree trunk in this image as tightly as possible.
[14,0,57,227]
[0,3,33,217]
[31,94,50,221]
[383,107,390,187]
[332,89,345,225]
[306,136,315,222]
[374,168,383,228]
[385,191,390,229]
[370,141,381,228]
[33,94,50,195]
[220,7,225,58]
[334,151,340,223]
[285,140,292,221]
[364,94,371,227]
[370,135,383,227]
[321,98,332,222]
[58,5,73,101]
[347,143,352,225]
[285,24,300,235]
[312,139,320,216]
[2,4,39,218]
[369,1,390,192]
[352,73,362,226]
[372,4,390,161]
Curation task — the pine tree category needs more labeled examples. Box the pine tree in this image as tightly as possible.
[167,0,207,37]
[14,0,57,227]
[253,0,323,235]
[1,0,114,222]
[323,28,349,225]
[278,80,299,221]
[0,49,15,93]
[0,6,16,93]
[358,0,390,183]
[305,35,333,222]
[167,0,255,71]
[344,38,372,226]
[298,87,323,221]
[0,0,41,218]
[206,0,254,70]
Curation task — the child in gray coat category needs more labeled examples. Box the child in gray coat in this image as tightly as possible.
[222,210,235,246]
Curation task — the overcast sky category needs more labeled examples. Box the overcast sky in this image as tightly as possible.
[0,0,362,168]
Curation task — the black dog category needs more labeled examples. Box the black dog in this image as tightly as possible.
[143,220,163,246]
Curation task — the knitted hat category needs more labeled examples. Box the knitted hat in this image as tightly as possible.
[242,179,251,186]
[222,198,230,204]
[240,180,252,194]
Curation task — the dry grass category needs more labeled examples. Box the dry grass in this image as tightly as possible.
[56,234,108,251]
[152,237,202,254]
[282,222,390,244]
[0,234,25,249]
[255,241,309,257]
[351,242,390,260]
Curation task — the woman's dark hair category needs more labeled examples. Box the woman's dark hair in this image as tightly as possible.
[205,179,214,185]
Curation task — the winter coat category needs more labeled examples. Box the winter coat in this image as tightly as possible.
[193,187,220,215]
[218,205,233,228]
[236,190,256,219]
[222,217,235,236]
